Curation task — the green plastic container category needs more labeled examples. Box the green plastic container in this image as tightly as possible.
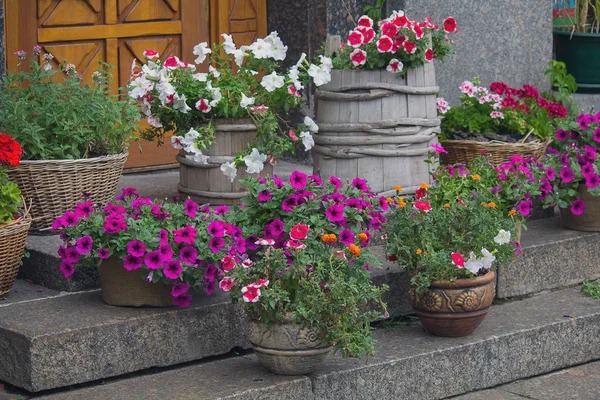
[554,29,600,93]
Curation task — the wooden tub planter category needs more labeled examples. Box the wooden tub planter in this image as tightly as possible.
[313,64,439,196]
[177,119,272,206]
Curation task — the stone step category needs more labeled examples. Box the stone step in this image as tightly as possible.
[24,287,600,400]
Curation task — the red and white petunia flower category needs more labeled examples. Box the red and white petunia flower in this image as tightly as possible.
[268,153,277,166]
[380,22,399,38]
[386,58,404,73]
[251,104,269,114]
[333,250,347,260]
[350,48,367,66]
[241,285,261,302]
[357,15,373,28]
[290,223,309,240]
[413,201,432,213]
[195,98,211,113]
[255,279,270,287]
[376,36,394,53]
[403,41,417,54]
[288,85,301,97]
[451,252,465,268]
[412,25,424,39]
[143,49,159,59]
[358,27,375,43]
[219,277,235,292]
[163,56,180,69]
[285,239,307,250]
[221,255,236,272]
[424,16,438,29]
[443,17,457,33]
[255,238,275,246]
[392,35,407,52]
[242,259,253,268]
[347,30,364,47]
[393,14,409,27]
[425,48,434,62]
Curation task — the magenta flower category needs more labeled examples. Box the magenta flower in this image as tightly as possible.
[65,247,80,264]
[103,214,127,235]
[290,170,308,189]
[158,243,173,261]
[61,211,79,227]
[282,195,299,212]
[184,199,198,218]
[173,293,192,307]
[123,255,143,271]
[179,246,197,264]
[586,174,600,189]
[593,128,600,143]
[582,163,595,178]
[126,239,146,257]
[207,220,225,237]
[329,192,346,203]
[265,219,284,238]
[159,228,169,243]
[570,199,586,216]
[560,166,575,183]
[98,248,110,259]
[351,177,369,192]
[104,202,127,215]
[345,198,363,209]
[272,175,285,188]
[446,165,455,176]
[151,204,170,220]
[431,143,448,154]
[555,129,569,141]
[517,200,531,216]
[164,260,183,280]
[257,190,272,202]
[214,205,228,215]
[144,250,164,270]
[378,196,389,211]
[51,217,64,230]
[116,187,140,201]
[74,201,94,218]
[204,263,217,280]
[60,262,75,278]
[339,229,355,245]
[456,165,469,177]
[208,237,225,253]
[329,176,342,190]
[130,197,153,209]
[308,174,322,185]
[174,224,197,244]
[546,167,556,181]
[584,145,598,161]
[325,203,345,222]
[75,236,93,254]
[172,282,190,297]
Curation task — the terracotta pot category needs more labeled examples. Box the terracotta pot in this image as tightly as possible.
[409,271,496,337]
[560,184,600,232]
[99,257,173,307]
[248,319,332,375]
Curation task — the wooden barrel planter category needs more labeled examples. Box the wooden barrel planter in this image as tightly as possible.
[313,64,439,196]
[177,118,273,206]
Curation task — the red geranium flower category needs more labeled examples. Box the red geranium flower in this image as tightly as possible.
[443,17,457,33]
[0,134,22,166]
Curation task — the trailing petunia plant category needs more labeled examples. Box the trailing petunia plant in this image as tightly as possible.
[542,112,600,215]
[220,171,388,358]
[52,188,244,307]
[128,32,331,182]
[0,133,23,223]
[330,10,456,73]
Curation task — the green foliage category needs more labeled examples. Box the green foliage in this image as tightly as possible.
[544,60,578,113]
[363,0,386,23]
[582,278,600,298]
[0,170,21,224]
[0,55,141,161]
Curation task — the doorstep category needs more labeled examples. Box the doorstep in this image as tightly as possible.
[24,287,600,400]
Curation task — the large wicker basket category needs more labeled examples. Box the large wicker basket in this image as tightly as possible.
[0,213,32,297]
[5,152,128,231]
[440,139,550,167]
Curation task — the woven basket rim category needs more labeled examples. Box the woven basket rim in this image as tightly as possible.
[441,139,551,148]
[13,151,129,166]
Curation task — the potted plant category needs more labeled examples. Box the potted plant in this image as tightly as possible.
[0,134,31,297]
[542,111,600,231]
[220,171,388,374]
[0,47,141,231]
[52,188,243,307]
[554,0,600,93]
[129,32,330,205]
[314,10,457,195]
[385,150,521,337]
[437,78,568,166]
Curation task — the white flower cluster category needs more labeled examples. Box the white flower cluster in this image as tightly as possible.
[171,128,209,165]
[464,248,496,274]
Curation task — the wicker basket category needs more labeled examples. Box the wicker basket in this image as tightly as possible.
[99,257,174,307]
[440,139,550,167]
[5,152,128,231]
[0,212,32,298]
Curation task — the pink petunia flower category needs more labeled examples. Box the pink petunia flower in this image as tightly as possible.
[221,255,237,272]
[570,199,586,216]
[325,204,345,222]
[172,282,190,297]
[123,255,143,271]
[208,237,226,253]
[60,262,75,278]
[98,248,110,259]
[75,236,93,254]
[127,239,146,257]
[339,228,355,246]
[163,260,183,280]
[174,224,197,244]
[207,220,225,237]
[219,277,235,292]
[144,250,164,270]
[290,170,307,189]
[179,246,197,264]
[431,143,448,154]
[185,199,198,218]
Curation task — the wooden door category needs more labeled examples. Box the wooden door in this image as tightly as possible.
[5,0,267,171]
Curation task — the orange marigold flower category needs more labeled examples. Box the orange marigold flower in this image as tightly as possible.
[443,203,450,208]
[424,251,428,255]
[508,209,517,217]
[321,233,337,244]
[398,200,407,208]
[386,197,393,203]
[395,185,402,192]
[357,233,368,242]
[487,201,497,208]
[420,182,429,189]
[472,174,481,181]
[415,248,423,255]
[348,244,361,256]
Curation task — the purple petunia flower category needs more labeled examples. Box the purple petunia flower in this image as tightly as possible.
[446,165,455,176]
[204,263,217,280]
[174,224,197,244]
[265,219,284,238]
[126,239,146,257]
[325,203,345,222]
[144,250,164,270]
[570,199,586,216]
[329,192,346,203]
[74,201,94,218]
[207,220,225,237]
[491,185,503,194]
[214,205,229,215]
[351,177,369,192]
[329,176,342,190]
[517,200,532,216]
[60,262,75,278]
[75,235,93,254]
[546,167,556,181]
[378,196,389,211]
[208,237,225,254]
[282,195,299,212]
[363,264,371,271]
[159,243,173,261]
[98,248,110,259]
[172,282,190,297]
[560,166,575,183]
[65,246,80,264]
[173,293,192,307]
[290,170,308,189]
[586,173,600,189]
[308,174,322,185]
[339,229,355,246]
[245,234,260,251]
[345,198,363,209]
[272,175,285,188]
[555,129,569,141]
[61,211,79,227]
[179,246,197,264]
[159,229,169,244]
[116,187,140,201]
[163,260,183,280]
[257,190,273,202]
[123,255,143,271]
[593,128,600,143]
[185,199,198,218]
[582,163,596,178]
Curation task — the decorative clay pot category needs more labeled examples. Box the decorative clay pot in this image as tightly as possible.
[409,271,496,337]
[248,319,331,375]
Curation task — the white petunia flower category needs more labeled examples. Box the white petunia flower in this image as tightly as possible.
[319,55,333,73]
[260,71,285,92]
[464,252,484,274]
[303,116,319,133]
[494,229,511,245]
[148,115,163,128]
[172,93,191,113]
[128,76,153,99]
[249,38,272,59]
[480,248,496,270]
[221,33,237,54]
[192,72,208,82]
[240,93,255,108]
[186,153,209,165]
[299,131,314,151]
[170,136,185,150]
[184,128,200,142]
[220,161,238,182]
[295,52,307,68]
[265,31,287,61]
[193,42,212,64]
[233,49,246,67]
[307,64,331,86]
[208,65,221,79]
[243,148,267,174]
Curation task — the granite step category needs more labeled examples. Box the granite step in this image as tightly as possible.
[10,287,599,400]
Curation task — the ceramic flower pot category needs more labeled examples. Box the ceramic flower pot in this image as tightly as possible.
[409,271,496,337]
[248,319,332,375]
[99,256,173,307]
[554,30,600,93]
[560,184,600,232]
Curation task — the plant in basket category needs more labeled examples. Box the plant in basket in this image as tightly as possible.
[52,188,244,307]
[129,32,331,182]
[542,111,600,231]
[221,171,388,374]
[0,47,141,230]
[0,133,31,298]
